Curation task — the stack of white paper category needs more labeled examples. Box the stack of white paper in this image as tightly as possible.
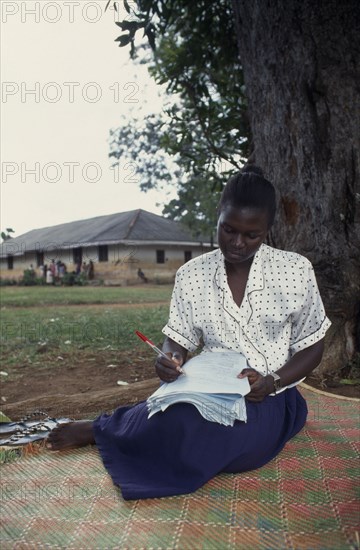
[147,352,251,426]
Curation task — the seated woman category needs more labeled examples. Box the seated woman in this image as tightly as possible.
[47,166,331,500]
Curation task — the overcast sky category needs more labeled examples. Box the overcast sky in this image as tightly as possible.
[1,1,175,237]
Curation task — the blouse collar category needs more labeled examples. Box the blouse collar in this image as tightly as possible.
[214,244,266,323]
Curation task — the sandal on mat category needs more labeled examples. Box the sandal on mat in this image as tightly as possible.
[0,410,51,435]
[0,420,51,435]
[0,418,72,447]
[0,431,51,447]
[0,410,70,435]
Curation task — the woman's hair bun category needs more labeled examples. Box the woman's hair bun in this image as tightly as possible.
[218,164,276,227]
[241,164,264,177]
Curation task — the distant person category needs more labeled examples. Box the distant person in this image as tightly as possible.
[137,268,148,283]
[58,262,66,282]
[49,259,56,274]
[87,260,94,280]
[49,260,56,282]
[46,269,53,285]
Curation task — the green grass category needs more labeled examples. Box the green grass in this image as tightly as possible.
[0,285,172,372]
[0,448,21,464]
[0,285,173,307]
[1,304,169,358]
[0,286,173,462]
[0,414,19,463]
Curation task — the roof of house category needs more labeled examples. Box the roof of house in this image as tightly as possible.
[1,209,213,256]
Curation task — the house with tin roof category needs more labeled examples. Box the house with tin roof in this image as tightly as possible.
[0,209,214,284]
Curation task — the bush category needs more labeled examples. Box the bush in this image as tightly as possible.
[61,272,89,286]
[0,278,18,286]
[19,269,43,286]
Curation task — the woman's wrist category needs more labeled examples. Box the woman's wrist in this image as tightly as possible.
[264,374,276,394]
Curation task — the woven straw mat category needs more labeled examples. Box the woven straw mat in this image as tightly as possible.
[0,387,359,550]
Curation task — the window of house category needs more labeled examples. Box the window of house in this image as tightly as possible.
[98,245,108,262]
[36,251,44,267]
[7,255,14,270]
[156,250,165,264]
[184,250,192,263]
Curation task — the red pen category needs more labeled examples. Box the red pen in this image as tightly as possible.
[135,331,184,373]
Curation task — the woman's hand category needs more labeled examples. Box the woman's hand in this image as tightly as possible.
[155,352,184,383]
[238,368,274,402]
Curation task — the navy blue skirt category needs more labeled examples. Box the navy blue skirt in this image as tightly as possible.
[93,387,307,500]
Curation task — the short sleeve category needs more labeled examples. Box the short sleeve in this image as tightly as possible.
[289,261,331,355]
[162,271,201,352]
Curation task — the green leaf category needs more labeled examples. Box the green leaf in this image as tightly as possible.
[116,20,143,32]
[115,35,132,47]
[123,0,131,14]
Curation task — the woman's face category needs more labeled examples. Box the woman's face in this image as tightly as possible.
[217,205,269,266]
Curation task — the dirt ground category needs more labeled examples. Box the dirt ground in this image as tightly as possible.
[1,348,358,421]
[1,349,160,420]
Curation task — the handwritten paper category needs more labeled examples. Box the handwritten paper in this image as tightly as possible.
[147,352,251,426]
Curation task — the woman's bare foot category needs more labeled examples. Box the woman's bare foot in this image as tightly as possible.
[46,421,95,451]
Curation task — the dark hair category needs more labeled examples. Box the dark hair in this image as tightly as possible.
[218,165,276,227]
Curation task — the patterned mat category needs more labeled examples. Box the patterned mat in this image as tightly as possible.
[0,387,359,550]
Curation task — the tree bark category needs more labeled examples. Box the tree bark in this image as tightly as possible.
[232,0,360,374]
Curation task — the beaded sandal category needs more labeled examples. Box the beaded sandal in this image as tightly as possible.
[0,410,54,435]
[0,412,72,446]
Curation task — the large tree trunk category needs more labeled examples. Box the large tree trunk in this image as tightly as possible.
[232,0,360,375]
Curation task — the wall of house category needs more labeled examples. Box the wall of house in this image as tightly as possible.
[96,244,210,285]
[0,243,212,284]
